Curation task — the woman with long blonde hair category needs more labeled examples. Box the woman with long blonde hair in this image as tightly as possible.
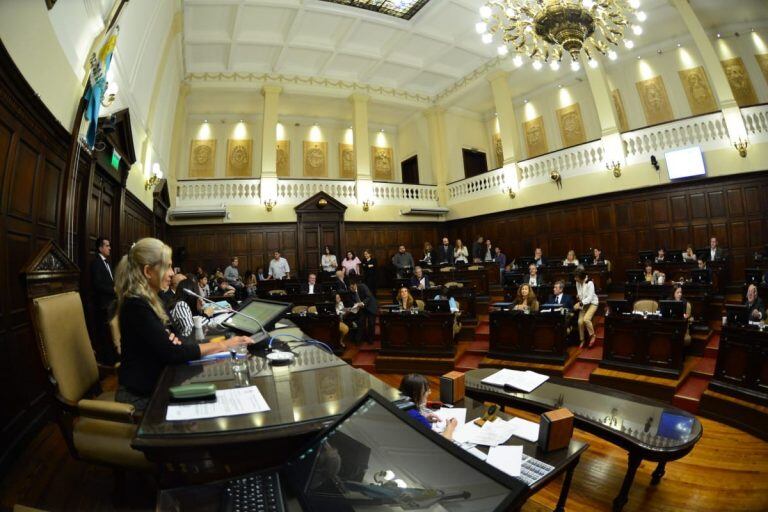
[114,238,251,410]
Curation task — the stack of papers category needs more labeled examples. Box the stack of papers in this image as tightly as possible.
[481,369,549,393]
[486,445,523,477]
[508,417,540,442]
[166,386,270,421]
[431,408,467,434]
[453,418,517,446]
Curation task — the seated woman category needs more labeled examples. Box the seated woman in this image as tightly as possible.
[682,244,697,262]
[244,271,258,297]
[213,277,236,297]
[643,261,665,284]
[333,293,350,348]
[197,273,210,297]
[563,250,579,267]
[114,238,250,411]
[512,283,540,313]
[395,286,421,311]
[168,278,204,339]
[671,284,693,345]
[398,374,457,440]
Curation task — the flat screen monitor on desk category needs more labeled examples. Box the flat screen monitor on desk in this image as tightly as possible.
[725,305,750,326]
[659,300,685,319]
[502,271,524,287]
[745,268,762,286]
[690,269,710,284]
[158,391,526,511]
[607,299,632,316]
[222,298,292,334]
[638,250,655,264]
[426,299,450,313]
[626,269,645,284]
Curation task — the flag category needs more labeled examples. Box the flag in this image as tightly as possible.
[83,26,119,149]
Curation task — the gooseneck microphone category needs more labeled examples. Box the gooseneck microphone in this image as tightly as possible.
[183,288,270,342]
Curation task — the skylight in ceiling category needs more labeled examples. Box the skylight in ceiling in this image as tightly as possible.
[320,0,431,20]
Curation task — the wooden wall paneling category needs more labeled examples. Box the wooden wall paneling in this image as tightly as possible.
[671,226,692,249]
[726,188,744,217]
[708,190,726,218]
[651,197,669,224]
[670,194,688,221]
[689,192,707,219]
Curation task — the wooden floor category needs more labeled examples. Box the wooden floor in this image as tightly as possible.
[2,372,768,512]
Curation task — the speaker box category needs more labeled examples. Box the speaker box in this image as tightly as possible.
[439,371,465,404]
[537,408,574,452]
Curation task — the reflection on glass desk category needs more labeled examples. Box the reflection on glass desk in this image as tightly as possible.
[464,368,702,512]
[133,331,401,482]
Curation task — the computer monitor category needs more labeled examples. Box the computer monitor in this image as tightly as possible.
[745,268,762,286]
[690,269,710,284]
[659,300,685,319]
[315,302,335,316]
[725,305,750,326]
[638,250,655,264]
[667,251,683,263]
[607,299,632,316]
[285,283,301,295]
[222,298,292,334]
[285,391,526,511]
[502,271,524,288]
[626,269,645,284]
[516,257,534,269]
[425,299,450,313]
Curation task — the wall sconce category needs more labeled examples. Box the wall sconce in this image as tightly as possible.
[506,188,516,199]
[362,199,374,212]
[264,199,276,212]
[144,163,163,190]
[734,138,749,158]
[550,169,562,188]
[606,161,622,178]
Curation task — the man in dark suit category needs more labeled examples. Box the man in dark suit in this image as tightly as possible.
[471,236,485,263]
[436,237,454,265]
[525,263,542,287]
[654,248,666,263]
[90,237,117,364]
[533,247,547,267]
[547,280,575,310]
[349,278,377,343]
[409,266,430,290]
[708,237,725,261]
[301,273,323,295]
[332,269,347,292]
[746,284,765,322]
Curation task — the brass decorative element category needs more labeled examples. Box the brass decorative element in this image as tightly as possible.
[734,138,749,158]
[264,199,276,212]
[611,89,629,133]
[721,57,758,107]
[550,169,562,188]
[362,200,374,212]
[679,66,717,115]
[492,133,503,168]
[226,139,252,177]
[478,0,644,68]
[756,54,768,86]
[606,160,622,177]
[371,146,393,180]
[556,103,586,148]
[523,116,548,158]
[303,141,327,177]
[276,140,290,177]
[636,76,673,126]
[317,198,328,208]
[339,143,356,179]
[189,140,216,178]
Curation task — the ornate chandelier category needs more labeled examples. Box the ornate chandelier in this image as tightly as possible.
[476,0,646,71]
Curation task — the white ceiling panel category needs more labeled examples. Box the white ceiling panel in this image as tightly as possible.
[278,47,335,75]
[291,11,352,47]
[343,20,401,56]
[186,4,235,40]
[322,53,375,80]
[186,43,229,71]
[231,44,281,72]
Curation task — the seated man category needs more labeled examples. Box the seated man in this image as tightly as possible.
[526,263,542,287]
[409,266,430,290]
[696,259,712,283]
[533,247,547,267]
[654,248,666,263]
[745,284,765,322]
[332,269,347,292]
[302,273,323,295]
[391,245,415,278]
[224,256,244,289]
[708,237,725,262]
[547,280,575,310]
[213,277,236,297]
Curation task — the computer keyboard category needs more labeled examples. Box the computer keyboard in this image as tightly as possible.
[517,454,555,486]
[221,472,285,512]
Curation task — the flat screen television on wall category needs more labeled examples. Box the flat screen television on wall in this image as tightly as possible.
[665,146,706,180]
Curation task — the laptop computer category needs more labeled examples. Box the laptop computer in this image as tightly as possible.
[157,390,526,511]
[659,300,685,319]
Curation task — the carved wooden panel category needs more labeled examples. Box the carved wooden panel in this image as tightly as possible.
[689,193,707,218]
[726,188,744,216]
[708,191,726,218]
[8,140,39,221]
[651,198,669,224]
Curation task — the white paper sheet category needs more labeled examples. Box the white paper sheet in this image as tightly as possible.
[486,445,523,477]
[481,369,549,393]
[166,386,270,421]
[431,408,467,434]
[453,418,516,446]
[509,417,540,442]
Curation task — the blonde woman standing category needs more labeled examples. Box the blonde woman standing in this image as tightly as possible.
[453,239,469,264]
[114,238,251,410]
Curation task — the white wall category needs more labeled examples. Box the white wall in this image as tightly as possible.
[443,109,491,182]
[397,113,433,184]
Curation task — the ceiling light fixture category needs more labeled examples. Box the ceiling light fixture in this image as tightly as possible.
[478,0,645,71]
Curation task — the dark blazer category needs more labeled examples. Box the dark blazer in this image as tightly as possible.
[746,297,765,320]
[301,283,324,295]
[362,257,377,290]
[436,244,454,264]
[90,256,116,311]
[547,293,575,310]
[471,242,484,261]
[158,288,175,308]
[410,274,431,289]
[534,257,547,267]
[708,247,725,261]
[419,249,436,265]
[354,283,378,315]
[332,278,347,292]
[524,274,542,287]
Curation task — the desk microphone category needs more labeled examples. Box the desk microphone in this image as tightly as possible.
[183,289,271,347]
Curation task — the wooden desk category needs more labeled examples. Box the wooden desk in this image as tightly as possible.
[464,368,703,512]
[624,282,711,322]
[543,263,611,293]
[407,286,478,321]
[650,261,726,293]
[488,310,569,365]
[132,332,401,484]
[256,290,335,307]
[378,311,455,358]
[602,315,687,378]
[284,313,343,354]
[427,267,490,295]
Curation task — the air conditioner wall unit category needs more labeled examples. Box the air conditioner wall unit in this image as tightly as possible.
[168,207,227,221]
[400,207,450,216]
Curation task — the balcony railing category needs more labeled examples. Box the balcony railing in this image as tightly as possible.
[176,179,260,205]
[447,168,506,202]
[276,179,357,204]
[518,139,604,187]
[373,182,439,205]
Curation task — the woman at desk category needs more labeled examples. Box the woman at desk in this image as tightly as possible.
[341,250,361,276]
[244,271,258,297]
[574,268,599,348]
[168,278,203,339]
[453,239,469,264]
[643,262,665,285]
[671,284,693,346]
[321,246,338,277]
[682,245,697,263]
[395,286,421,311]
[361,249,377,294]
[334,293,351,348]
[114,238,251,411]
[399,374,457,440]
[563,250,579,267]
[512,283,539,313]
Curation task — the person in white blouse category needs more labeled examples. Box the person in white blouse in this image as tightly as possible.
[268,250,291,280]
[563,250,579,267]
[453,239,469,264]
[574,268,599,348]
[321,245,338,275]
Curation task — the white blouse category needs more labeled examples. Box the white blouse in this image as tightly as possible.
[321,254,338,272]
[454,246,469,263]
[576,279,598,306]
